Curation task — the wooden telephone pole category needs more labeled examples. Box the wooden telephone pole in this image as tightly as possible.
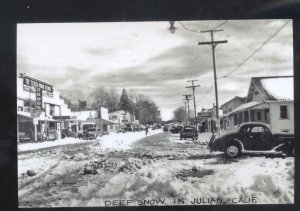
[183,101,187,125]
[198,29,227,133]
[183,94,192,124]
[186,80,200,120]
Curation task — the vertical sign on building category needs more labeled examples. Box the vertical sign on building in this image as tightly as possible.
[36,87,43,111]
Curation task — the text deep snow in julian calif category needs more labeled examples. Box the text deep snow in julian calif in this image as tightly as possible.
[17,19,294,207]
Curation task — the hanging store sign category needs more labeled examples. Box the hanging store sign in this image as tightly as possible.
[35,87,43,111]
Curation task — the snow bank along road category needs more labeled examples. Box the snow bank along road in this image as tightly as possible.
[18,130,294,207]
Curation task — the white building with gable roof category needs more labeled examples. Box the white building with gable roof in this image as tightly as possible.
[220,76,294,133]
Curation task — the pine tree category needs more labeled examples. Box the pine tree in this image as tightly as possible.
[118,89,133,112]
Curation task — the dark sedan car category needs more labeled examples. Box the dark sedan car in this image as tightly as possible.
[208,122,295,158]
[180,126,198,140]
[170,126,183,134]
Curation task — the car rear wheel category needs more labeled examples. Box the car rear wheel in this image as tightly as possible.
[225,145,241,158]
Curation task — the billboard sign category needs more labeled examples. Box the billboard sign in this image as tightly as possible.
[23,76,53,97]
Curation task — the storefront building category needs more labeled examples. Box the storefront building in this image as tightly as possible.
[17,74,73,142]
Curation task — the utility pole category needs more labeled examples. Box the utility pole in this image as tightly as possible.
[183,101,187,125]
[186,80,200,121]
[198,29,227,134]
[183,94,192,124]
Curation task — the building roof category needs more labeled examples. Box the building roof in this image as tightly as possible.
[248,76,293,102]
[222,101,263,117]
[220,96,246,108]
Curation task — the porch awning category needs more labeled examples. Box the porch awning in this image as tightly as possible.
[225,101,268,116]
[17,113,33,122]
[101,119,117,125]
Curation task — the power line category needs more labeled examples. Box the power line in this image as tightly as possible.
[178,21,202,33]
[211,20,228,30]
[200,85,214,100]
[178,20,228,34]
[222,20,291,78]
[217,76,250,80]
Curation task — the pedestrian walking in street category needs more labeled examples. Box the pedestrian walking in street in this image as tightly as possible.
[145,125,149,135]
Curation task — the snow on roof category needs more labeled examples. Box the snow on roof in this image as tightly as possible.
[260,77,293,101]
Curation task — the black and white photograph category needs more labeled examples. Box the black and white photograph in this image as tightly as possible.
[17,19,294,207]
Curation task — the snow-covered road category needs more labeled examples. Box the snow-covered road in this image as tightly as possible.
[18,130,294,207]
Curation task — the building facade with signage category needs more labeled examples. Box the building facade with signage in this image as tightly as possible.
[72,107,115,135]
[17,74,73,142]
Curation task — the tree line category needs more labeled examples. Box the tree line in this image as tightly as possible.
[61,87,161,125]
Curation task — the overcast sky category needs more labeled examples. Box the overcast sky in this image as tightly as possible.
[17,20,293,120]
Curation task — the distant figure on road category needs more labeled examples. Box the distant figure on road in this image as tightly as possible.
[74,126,77,139]
[145,125,149,135]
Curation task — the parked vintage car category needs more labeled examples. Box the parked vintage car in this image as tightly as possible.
[61,128,83,139]
[163,126,169,132]
[170,126,183,134]
[82,127,101,140]
[208,122,295,158]
[180,126,198,140]
[132,125,143,132]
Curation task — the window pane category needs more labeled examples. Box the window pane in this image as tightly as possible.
[252,126,264,133]
[280,105,288,119]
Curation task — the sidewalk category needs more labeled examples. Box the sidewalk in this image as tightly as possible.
[18,129,163,153]
[18,138,96,153]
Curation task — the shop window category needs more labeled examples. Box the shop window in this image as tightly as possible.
[18,106,23,111]
[280,105,288,119]
[50,104,55,116]
[49,122,55,128]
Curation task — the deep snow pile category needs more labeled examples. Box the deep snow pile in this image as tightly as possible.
[18,130,294,207]
[100,130,163,150]
[72,156,294,206]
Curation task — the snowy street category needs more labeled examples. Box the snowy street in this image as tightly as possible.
[18,130,294,207]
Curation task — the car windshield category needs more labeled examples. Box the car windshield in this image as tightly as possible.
[184,127,194,131]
